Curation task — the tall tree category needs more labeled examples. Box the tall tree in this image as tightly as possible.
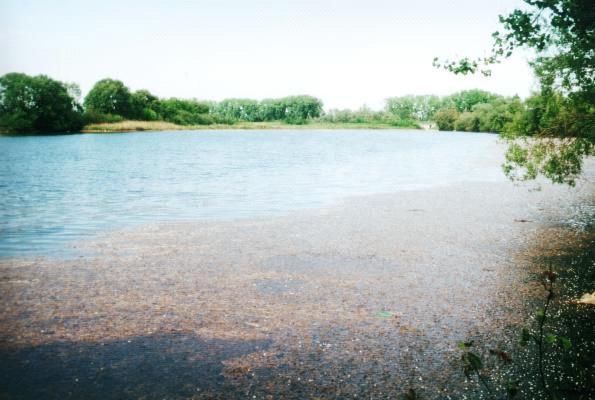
[84,78,134,118]
[0,73,83,133]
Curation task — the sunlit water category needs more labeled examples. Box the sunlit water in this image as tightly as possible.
[0,130,505,257]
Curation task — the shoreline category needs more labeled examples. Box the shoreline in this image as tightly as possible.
[80,120,427,133]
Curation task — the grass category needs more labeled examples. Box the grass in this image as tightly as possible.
[82,120,194,132]
[81,120,425,133]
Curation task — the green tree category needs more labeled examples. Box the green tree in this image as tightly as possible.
[283,95,323,124]
[435,0,594,185]
[442,90,501,113]
[213,99,261,122]
[259,99,287,121]
[158,98,212,125]
[211,96,323,124]
[454,111,480,132]
[386,95,443,121]
[442,97,523,133]
[131,89,160,120]
[434,108,460,131]
[0,72,83,133]
[84,78,134,118]
[385,96,416,120]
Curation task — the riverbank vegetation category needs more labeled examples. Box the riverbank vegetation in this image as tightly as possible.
[0,74,580,138]
[0,73,84,133]
[82,119,414,133]
[434,0,593,186]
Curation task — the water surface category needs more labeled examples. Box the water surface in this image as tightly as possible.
[0,130,504,257]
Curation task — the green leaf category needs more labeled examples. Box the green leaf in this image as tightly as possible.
[506,380,520,398]
[467,352,483,370]
[519,327,531,346]
[559,336,572,350]
[546,333,557,344]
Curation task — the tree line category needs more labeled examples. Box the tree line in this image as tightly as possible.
[0,75,325,132]
[0,73,589,151]
[320,89,558,135]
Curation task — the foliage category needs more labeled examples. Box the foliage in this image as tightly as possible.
[434,108,460,131]
[434,97,524,133]
[454,111,480,132]
[451,260,594,400]
[442,90,501,113]
[0,72,84,133]
[83,79,213,126]
[319,107,386,124]
[259,98,287,121]
[83,78,134,119]
[318,106,420,128]
[158,98,213,125]
[283,95,323,123]
[385,95,442,120]
[500,90,594,185]
[434,0,595,185]
[503,137,592,185]
[407,90,518,133]
[387,118,421,129]
[473,98,524,133]
[212,98,262,122]
[1,73,325,131]
[433,0,594,91]
[385,89,502,121]
[83,111,124,124]
[131,89,161,121]
[211,95,323,124]
[402,233,594,399]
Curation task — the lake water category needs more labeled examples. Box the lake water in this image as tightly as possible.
[0,130,505,257]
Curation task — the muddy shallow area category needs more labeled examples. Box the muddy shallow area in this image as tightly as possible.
[0,178,593,399]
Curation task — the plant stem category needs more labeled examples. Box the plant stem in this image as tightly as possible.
[537,263,555,399]
[475,369,494,398]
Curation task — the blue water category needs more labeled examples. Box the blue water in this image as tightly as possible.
[0,130,505,257]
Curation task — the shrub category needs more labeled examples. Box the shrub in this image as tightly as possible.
[83,111,124,124]
[434,108,460,131]
[84,79,134,118]
[159,98,212,125]
[0,72,84,133]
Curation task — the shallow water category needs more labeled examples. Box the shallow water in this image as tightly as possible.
[1,180,591,399]
[0,138,592,398]
[0,130,505,257]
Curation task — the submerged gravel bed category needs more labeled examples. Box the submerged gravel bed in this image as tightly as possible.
[0,178,592,399]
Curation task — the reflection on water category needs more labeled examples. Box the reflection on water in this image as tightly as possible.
[0,130,504,257]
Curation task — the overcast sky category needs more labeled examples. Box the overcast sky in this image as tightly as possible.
[0,0,536,110]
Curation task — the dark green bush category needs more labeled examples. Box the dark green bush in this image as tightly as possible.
[0,72,84,133]
[434,108,460,131]
[83,111,125,124]
[158,98,212,125]
[84,79,134,118]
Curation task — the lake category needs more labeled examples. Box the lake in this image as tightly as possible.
[0,130,505,257]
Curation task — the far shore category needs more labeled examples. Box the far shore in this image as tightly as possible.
[81,119,433,133]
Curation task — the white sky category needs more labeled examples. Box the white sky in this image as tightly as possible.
[0,0,537,110]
